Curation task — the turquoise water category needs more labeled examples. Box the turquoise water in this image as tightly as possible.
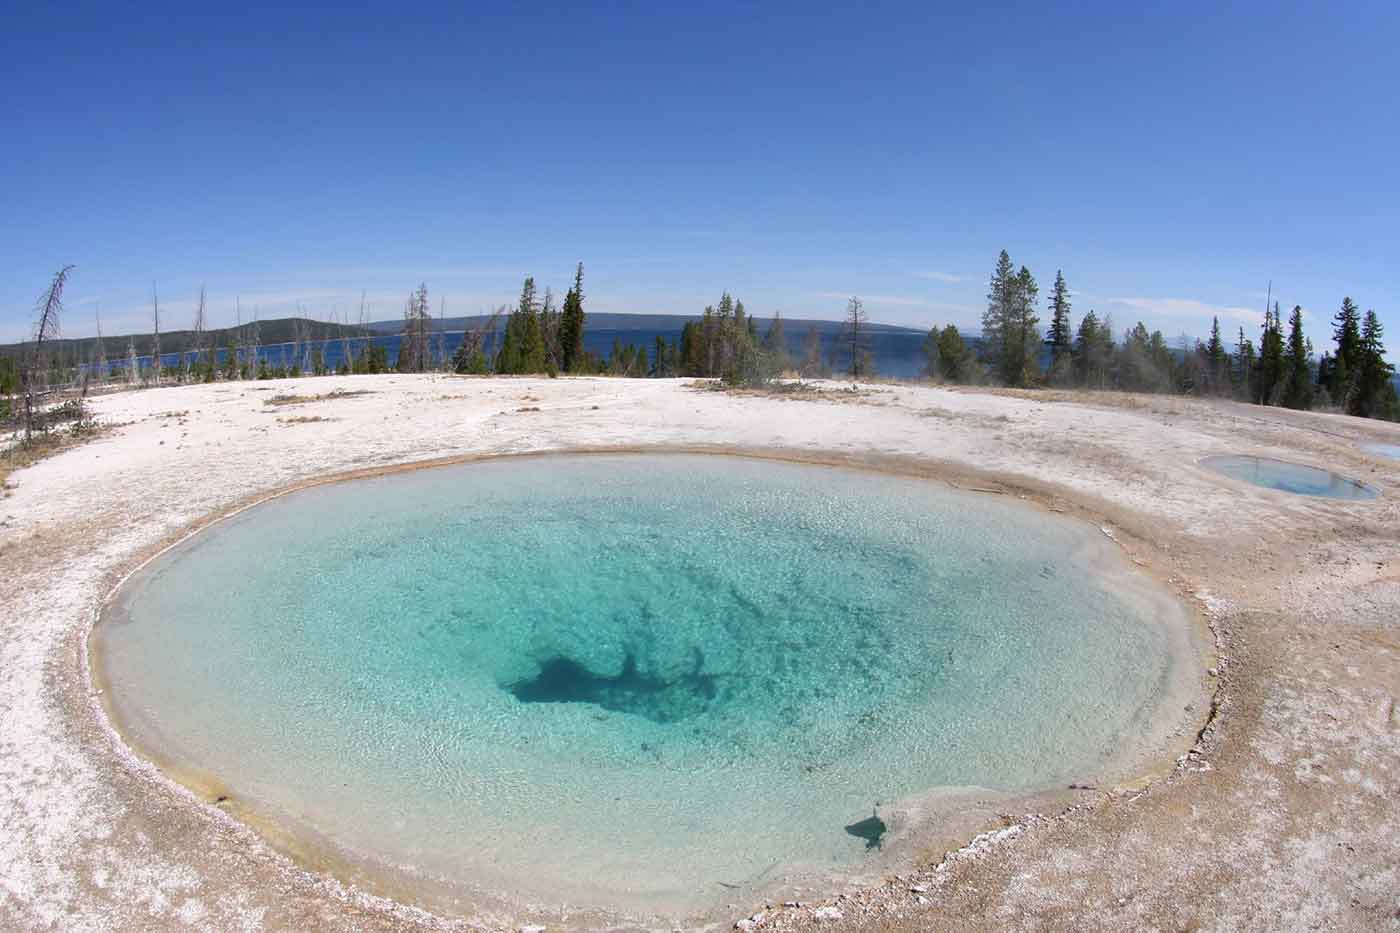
[98,454,1188,917]
[1201,454,1378,500]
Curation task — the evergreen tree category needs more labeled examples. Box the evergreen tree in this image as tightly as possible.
[558,263,586,372]
[799,325,825,378]
[1072,310,1104,388]
[1352,310,1396,418]
[1281,305,1313,410]
[925,324,974,383]
[1205,316,1228,394]
[679,320,705,376]
[981,251,1039,387]
[497,277,547,374]
[1329,297,1362,404]
[1045,269,1073,383]
[981,250,1015,380]
[1255,302,1286,405]
[761,313,789,372]
[652,335,677,377]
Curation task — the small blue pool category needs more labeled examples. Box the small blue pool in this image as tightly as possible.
[1201,455,1378,500]
[1363,443,1400,460]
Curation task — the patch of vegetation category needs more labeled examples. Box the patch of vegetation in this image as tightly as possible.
[696,380,871,401]
[276,415,338,424]
[263,388,374,407]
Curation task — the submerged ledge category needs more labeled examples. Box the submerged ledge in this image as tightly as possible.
[86,445,1215,931]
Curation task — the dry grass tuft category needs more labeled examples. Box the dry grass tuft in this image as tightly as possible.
[276,415,339,425]
[263,388,373,407]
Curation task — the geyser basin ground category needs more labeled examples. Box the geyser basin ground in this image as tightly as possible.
[1200,454,1378,499]
[95,453,1196,919]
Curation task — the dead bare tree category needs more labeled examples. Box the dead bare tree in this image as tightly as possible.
[94,304,108,385]
[436,296,446,371]
[191,285,207,381]
[151,282,162,386]
[22,265,74,442]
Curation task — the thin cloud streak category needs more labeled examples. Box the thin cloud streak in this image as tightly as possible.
[1101,296,1263,325]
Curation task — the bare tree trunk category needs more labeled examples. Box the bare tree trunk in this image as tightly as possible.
[94,304,108,386]
[22,265,74,442]
[151,282,162,386]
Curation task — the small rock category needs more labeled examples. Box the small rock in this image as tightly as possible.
[734,921,756,932]
[916,895,929,905]
[519,927,546,933]
[813,906,844,922]
[909,884,928,893]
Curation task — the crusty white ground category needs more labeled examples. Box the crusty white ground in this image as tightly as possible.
[1,374,1397,932]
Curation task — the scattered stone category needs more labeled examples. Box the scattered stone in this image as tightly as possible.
[909,884,928,893]
[812,906,844,922]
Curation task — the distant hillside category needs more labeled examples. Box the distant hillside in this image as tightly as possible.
[364,312,925,336]
[0,317,371,360]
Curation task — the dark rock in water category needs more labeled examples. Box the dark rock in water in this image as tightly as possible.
[844,810,887,850]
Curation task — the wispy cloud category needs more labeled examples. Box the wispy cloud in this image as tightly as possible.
[1101,295,1263,325]
[912,271,964,284]
[809,291,928,307]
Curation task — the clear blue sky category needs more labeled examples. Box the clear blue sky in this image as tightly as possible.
[3,1,1397,356]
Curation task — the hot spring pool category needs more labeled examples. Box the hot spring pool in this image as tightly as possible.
[1364,443,1400,460]
[1200,454,1378,500]
[96,454,1194,918]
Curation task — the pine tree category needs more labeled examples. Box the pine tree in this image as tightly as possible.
[1045,269,1073,382]
[497,277,546,374]
[1281,305,1313,410]
[1206,316,1228,394]
[981,250,1015,380]
[1072,310,1100,387]
[761,313,788,372]
[558,263,586,372]
[1352,310,1395,418]
[799,326,824,378]
[1255,302,1286,405]
[1006,266,1041,386]
[679,321,705,376]
[1329,297,1362,404]
[925,324,974,383]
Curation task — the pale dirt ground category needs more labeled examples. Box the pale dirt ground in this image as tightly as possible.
[2,374,1398,932]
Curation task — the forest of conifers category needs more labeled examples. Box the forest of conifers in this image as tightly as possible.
[4,255,1397,428]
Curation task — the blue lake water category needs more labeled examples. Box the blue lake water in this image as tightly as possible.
[97,454,1191,918]
[93,327,936,379]
[1200,455,1378,500]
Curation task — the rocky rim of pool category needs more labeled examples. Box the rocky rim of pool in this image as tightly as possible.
[89,450,1209,928]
